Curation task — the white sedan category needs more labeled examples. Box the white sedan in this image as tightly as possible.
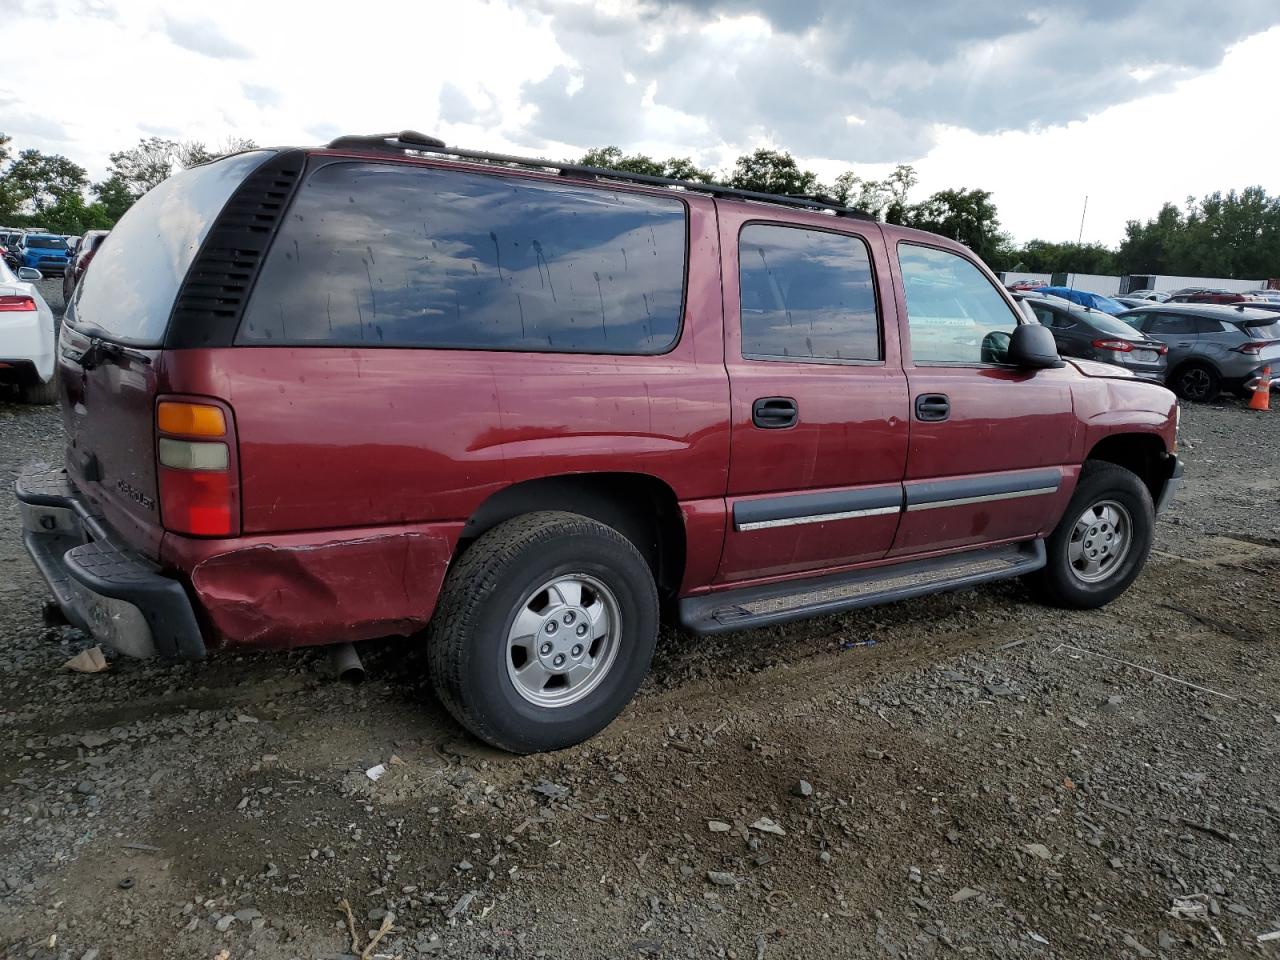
[0,260,58,403]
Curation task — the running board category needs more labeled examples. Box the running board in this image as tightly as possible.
[679,540,1045,635]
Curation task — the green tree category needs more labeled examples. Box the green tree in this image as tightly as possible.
[903,187,1004,262]
[91,174,136,222]
[728,149,821,196]
[106,136,178,197]
[3,150,89,218]
[578,146,713,183]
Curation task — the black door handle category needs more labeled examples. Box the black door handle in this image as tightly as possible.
[752,396,798,429]
[915,393,950,422]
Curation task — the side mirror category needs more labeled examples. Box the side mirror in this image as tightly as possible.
[1007,322,1063,369]
[17,266,42,281]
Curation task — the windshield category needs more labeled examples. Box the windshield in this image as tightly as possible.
[27,235,66,249]
[69,151,270,345]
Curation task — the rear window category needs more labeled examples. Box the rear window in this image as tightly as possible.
[1088,313,1142,337]
[69,151,271,345]
[27,236,66,249]
[238,161,687,354]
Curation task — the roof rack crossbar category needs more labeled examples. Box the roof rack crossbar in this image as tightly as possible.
[322,134,875,221]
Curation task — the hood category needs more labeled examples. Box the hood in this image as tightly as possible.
[1067,358,1137,379]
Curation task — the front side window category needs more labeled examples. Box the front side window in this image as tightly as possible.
[737,224,880,361]
[900,243,1021,364]
[239,162,687,354]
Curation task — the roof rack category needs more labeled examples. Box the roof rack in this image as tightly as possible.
[323,131,875,221]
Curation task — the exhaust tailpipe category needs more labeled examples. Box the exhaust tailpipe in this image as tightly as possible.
[329,642,365,683]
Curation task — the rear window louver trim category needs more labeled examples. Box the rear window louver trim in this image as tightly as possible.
[165,151,306,349]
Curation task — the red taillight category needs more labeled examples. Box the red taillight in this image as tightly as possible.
[0,295,36,312]
[158,468,234,536]
[1092,338,1134,352]
[1235,341,1273,355]
[155,398,238,538]
[1155,343,1169,355]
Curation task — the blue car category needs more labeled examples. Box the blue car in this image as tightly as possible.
[1032,286,1128,315]
[17,233,71,276]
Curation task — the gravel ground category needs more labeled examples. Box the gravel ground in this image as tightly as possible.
[1,280,1278,959]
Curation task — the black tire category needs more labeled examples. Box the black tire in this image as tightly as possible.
[1028,461,1155,609]
[1170,362,1220,402]
[427,511,659,754]
[20,377,58,405]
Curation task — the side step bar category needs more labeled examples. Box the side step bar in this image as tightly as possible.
[679,540,1045,635]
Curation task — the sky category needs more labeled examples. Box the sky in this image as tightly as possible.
[3,0,1279,247]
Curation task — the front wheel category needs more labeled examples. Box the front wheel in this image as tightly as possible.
[427,511,659,754]
[1028,461,1155,609]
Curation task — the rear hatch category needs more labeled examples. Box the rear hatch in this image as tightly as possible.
[1230,316,1280,364]
[59,151,275,556]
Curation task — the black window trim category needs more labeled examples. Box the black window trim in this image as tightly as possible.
[736,218,886,367]
[896,238,1028,370]
[233,155,692,358]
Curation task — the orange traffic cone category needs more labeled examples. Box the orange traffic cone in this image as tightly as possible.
[1249,365,1272,411]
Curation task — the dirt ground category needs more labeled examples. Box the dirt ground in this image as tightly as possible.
[2,280,1278,960]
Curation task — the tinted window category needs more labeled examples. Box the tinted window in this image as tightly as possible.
[1032,305,1069,328]
[900,243,1021,364]
[239,162,687,354]
[1088,313,1142,337]
[70,151,270,345]
[738,225,880,361]
[1146,314,1198,335]
[1193,317,1228,334]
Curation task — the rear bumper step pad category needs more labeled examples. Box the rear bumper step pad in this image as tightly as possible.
[679,540,1045,635]
[15,466,206,659]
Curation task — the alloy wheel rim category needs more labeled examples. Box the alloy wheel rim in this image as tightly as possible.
[1181,368,1211,399]
[1067,499,1132,584]
[505,574,621,708]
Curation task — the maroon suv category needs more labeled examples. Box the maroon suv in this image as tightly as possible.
[17,132,1183,753]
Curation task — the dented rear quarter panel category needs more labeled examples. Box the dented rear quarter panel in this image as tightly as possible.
[155,191,730,649]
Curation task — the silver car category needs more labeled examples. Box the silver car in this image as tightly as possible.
[1118,304,1280,401]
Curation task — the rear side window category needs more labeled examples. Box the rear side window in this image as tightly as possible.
[238,162,687,354]
[899,243,1021,364]
[737,224,880,361]
[1146,314,1198,335]
[70,151,270,345]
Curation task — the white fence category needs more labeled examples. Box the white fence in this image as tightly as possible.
[1063,273,1121,296]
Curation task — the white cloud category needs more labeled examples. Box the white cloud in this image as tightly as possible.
[0,1,1276,249]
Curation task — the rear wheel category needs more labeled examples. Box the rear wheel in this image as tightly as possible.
[1028,461,1155,609]
[1171,363,1220,402]
[427,511,659,754]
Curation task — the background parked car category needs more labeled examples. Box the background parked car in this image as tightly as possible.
[1118,303,1280,401]
[0,259,58,403]
[1167,288,1247,304]
[62,228,110,303]
[1031,285,1130,315]
[1021,295,1167,381]
[1123,289,1170,302]
[1114,296,1155,310]
[15,233,70,277]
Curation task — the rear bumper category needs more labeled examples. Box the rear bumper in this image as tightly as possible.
[15,467,206,659]
[1155,455,1183,516]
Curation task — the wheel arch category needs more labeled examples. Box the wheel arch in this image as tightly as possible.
[457,472,687,599]
[1085,432,1169,503]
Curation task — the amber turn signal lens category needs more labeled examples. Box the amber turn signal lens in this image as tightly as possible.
[157,401,226,437]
